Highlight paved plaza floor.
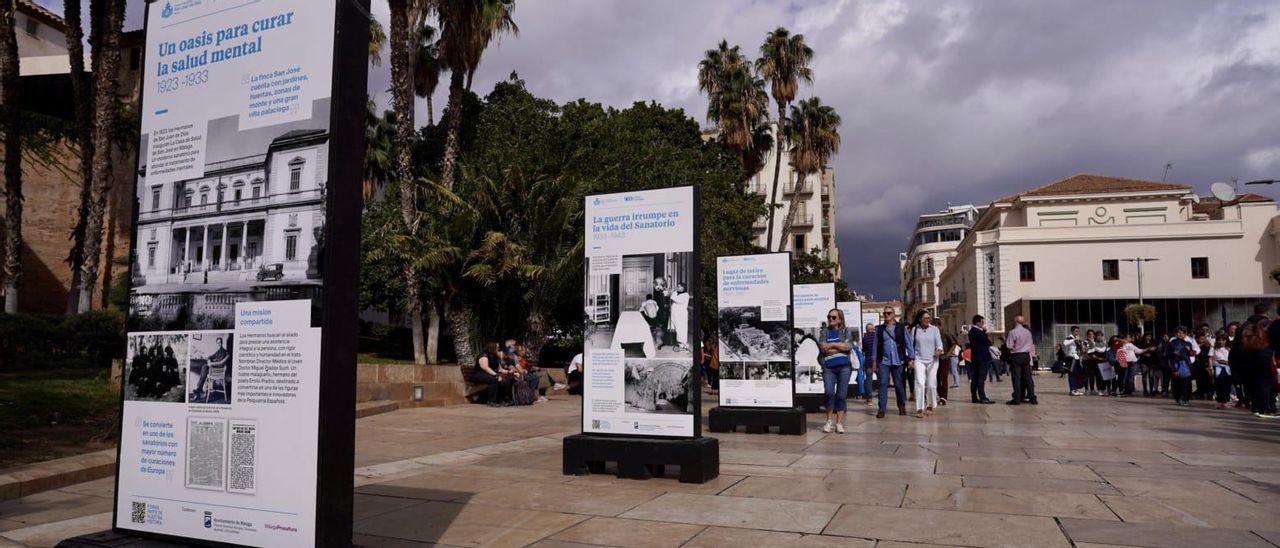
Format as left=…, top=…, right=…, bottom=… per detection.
left=3, top=374, right=1280, bottom=547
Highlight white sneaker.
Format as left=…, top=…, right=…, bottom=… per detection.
left=552, top=383, right=567, bottom=391
left=836, top=423, right=846, bottom=434
left=536, top=396, right=548, bottom=403
left=822, top=421, right=834, bottom=433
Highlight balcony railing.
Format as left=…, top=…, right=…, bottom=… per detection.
left=783, top=182, right=814, bottom=196
left=790, top=214, right=814, bottom=228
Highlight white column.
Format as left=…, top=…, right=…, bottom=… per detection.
left=201, top=226, right=209, bottom=270
left=221, top=222, right=229, bottom=270
left=182, top=227, right=192, bottom=269
left=240, top=221, right=249, bottom=270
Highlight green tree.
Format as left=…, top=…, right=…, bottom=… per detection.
left=756, top=27, right=813, bottom=252
left=792, top=248, right=854, bottom=301
left=413, top=21, right=443, bottom=126
left=779, top=97, right=840, bottom=253
left=697, top=40, right=771, bottom=174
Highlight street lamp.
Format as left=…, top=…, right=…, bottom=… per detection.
left=1121, top=258, right=1159, bottom=334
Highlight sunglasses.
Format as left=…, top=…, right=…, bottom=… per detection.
left=827, top=315, right=840, bottom=319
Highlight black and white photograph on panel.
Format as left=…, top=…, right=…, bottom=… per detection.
left=124, top=334, right=188, bottom=402
left=128, top=100, right=331, bottom=332
left=795, top=364, right=820, bottom=387
left=585, top=252, right=696, bottom=358
left=767, top=361, right=793, bottom=380
left=187, top=333, right=234, bottom=404
left=623, top=358, right=694, bottom=415
left=719, top=361, right=745, bottom=380
left=718, top=306, right=791, bottom=362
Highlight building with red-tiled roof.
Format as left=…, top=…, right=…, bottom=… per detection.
left=933, top=174, right=1279, bottom=358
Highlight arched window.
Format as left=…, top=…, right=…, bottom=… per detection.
left=233, top=180, right=245, bottom=203
left=251, top=177, right=264, bottom=200
left=288, top=158, right=305, bottom=191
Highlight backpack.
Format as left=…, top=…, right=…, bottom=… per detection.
left=1242, top=317, right=1272, bottom=352
left=511, top=376, right=537, bottom=406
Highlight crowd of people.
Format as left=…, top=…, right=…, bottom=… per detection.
left=470, top=339, right=567, bottom=407
left=1054, top=302, right=1279, bottom=417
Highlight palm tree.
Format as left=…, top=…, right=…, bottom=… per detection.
left=62, top=0, right=95, bottom=313
left=432, top=0, right=518, bottom=192
left=0, top=0, right=20, bottom=313
left=756, top=27, right=812, bottom=252
left=697, top=40, right=770, bottom=175
left=363, top=100, right=395, bottom=204
left=779, top=97, right=840, bottom=254
left=369, top=18, right=387, bottom=65
left=387, top=0, right=429, bottom=363
left=76, top=0, right=125, bottom=313
left=413, top=21, right=442, bottom=126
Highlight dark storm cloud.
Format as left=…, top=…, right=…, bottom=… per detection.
left=44, top=0, right=1280, bottom=299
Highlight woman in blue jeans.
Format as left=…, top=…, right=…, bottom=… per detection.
left=820, top=308, right=855, bottom=433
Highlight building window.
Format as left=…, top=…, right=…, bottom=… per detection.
left=1191, top=257, right=1209, bottom=279
left=285, top=233, right=299, bottom=261
left=234, top=189, right=242, bottom=203
left=1102, top=259, right=1119, bottom=281
left=200, top=193, right=208, bottom=206
left=184, top=190, right=193, bottom=209
left=289, top=158, right=304, bottom=191
left=147, top=245, right=156, bottom=268
left=793, top=234, right=806, bottom=252
left=1019, top=261, right=1035, bottom=282
left=24, top=18, right=38, bottom=36
left=151, top=187, right=161, bottom=211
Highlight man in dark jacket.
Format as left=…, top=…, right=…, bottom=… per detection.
left=1237, top=302, right=1279, bottom=418
left=873, top=307, right=914, bottom=418
left=968, top=315, right=996, bottom=404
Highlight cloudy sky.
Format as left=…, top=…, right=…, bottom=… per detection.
left=37, top=0, right=1280, bottom=299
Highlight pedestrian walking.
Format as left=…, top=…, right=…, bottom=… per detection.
left=874, top=306, right=914, bottom=419
left=1006, top=315, right=1038, bottom=405
left=820, top=308, right=855, bottom=433
left=1235, top=303, right=1278, bottom=418
left=911, top=311, right=944, bottom=417
left=1064, top=326, right=1084, bottom=396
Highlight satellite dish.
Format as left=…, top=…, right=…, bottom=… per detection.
left=1211, top=182, right=1238, bottom=202
left=1189, top=194, right=1200, bottom=204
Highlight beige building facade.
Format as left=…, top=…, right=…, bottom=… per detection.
left=899, top=204, right=979, bottom=322
left=935, top=174, right=1280, bottom=357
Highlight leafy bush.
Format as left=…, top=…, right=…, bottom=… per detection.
left=0, top=311, right=126, bottom=370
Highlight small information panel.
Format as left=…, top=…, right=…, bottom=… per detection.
left=583, top=186, right=700, bottom=438
left=792, top=283, right=836, bottom=395
left=837, top=300, right=864, bottom=384
left=112, top=0, right=363, bottom=546
left=716, top=253, right=793, bottom=407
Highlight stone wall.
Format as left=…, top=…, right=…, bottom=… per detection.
left=356, top=362, right=470, bottom=408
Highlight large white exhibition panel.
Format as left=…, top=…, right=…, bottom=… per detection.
left=716, top=253, right=793, bottom=407
left=793, top=283, right=836, bottom=395
left=115, top=2, right=335, bottom=546
left=583, top=187, right=697, bottom=437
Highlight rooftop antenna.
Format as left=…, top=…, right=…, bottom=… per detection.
left=1162, top=163, right=1172, bottom=182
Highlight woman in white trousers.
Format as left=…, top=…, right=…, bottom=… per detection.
left=911, top=311, right=945, bottom=417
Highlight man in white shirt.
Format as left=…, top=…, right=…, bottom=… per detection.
left=566, top=353, right=583, bottom=395
left=1064, top=326, right=1084, bottom=396
left=911, top=311, right=945, bottom=417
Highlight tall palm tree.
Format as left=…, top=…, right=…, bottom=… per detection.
left=77, top=0, right=125, bottom=313
left=363, top=100, right=395, bottom=205
left=412, top=21, right=442, bottom=126
left=387, top=0, right=428, bottom=363
left=63, top=0, right=94, bottom=313
left=369, top=19, right=387, bottom=65
left=0, top=0, right=20, bottom=313
left=779, top=97, right=840, bottom=254
left=756, top=27, right=813, bottom=252
left=432, top=0, right=518, bottom=192
left=697, top=40, right=770, bottom=175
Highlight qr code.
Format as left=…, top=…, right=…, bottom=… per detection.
left=131, top=502, right=146, bottom=524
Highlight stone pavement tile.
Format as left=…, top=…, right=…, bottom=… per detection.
left=0, top=511, right=112, bottom=547
left=721, top=475, right=907, bottom=507
left=791, top=454, right=936, bottom=473
left=953, top=434, right=1049, bottom=447
left=935, top=460, right=1099, bottom=481
left=1105, top=477, right=1253, bottom=502
left=467, top=482, right=659, bottom=517
left=1215, top=479, right=1280, bottom=503
left=526, top=541, right=603, bottom=548
left=620, top=493, right=839, bottom=534
left=823, top=504, right=1071, bottom=548
left=875, top=542, right=978, bottom=548
left=548, top=516, right=703, bottom=548
left=891, top=446, right=962, bottom=460
left=1086, top=462, right=1242, bottom=482
left=352, top=493, right=427, bottom=521
left=443, top=464, right=576, bottom=484
left=1255, top=530, right=1280, bottom=546
left=0, top=520, right=21, bottom=534
left=1164, top=439, right=1280, bottom=454
left=1234, top=470, right=1280, bottom=484
left=356, top=472, right=508, bottom=502
left=54, top=478, right=114, bottom=500
left=1023, top=448, right=1180, bottom=464
left=563, top=474, right=744, bottom=495
left=1164, top=452, right=1280, bottom=469
left=718, top=464, right=829, bottom=478
left=353, top=500, right=587, bottom=548
left=960, top=475, right=1119, bottom=495
left=799, top=443, right=901, bottom=458
left=789, top=534, right=875, bottom=547
left=825, top=470, right=963, bottom=487
left=1099, top=495, right=1273, bottom=531
left=902, top=485, right=1117, bottom=520
left=681, top=526, right=800, bottom=547
left=720, top=449, right=802, bottom=467
left=1059, top=518, right=1274, bottom=548
left=1040, top=437, right=1179, bottom=451
left=351, top=533, right=448, bottom=547
left=956, top=456, right=1058, bottom=465
left=0, top=489, right=113, bottom=528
